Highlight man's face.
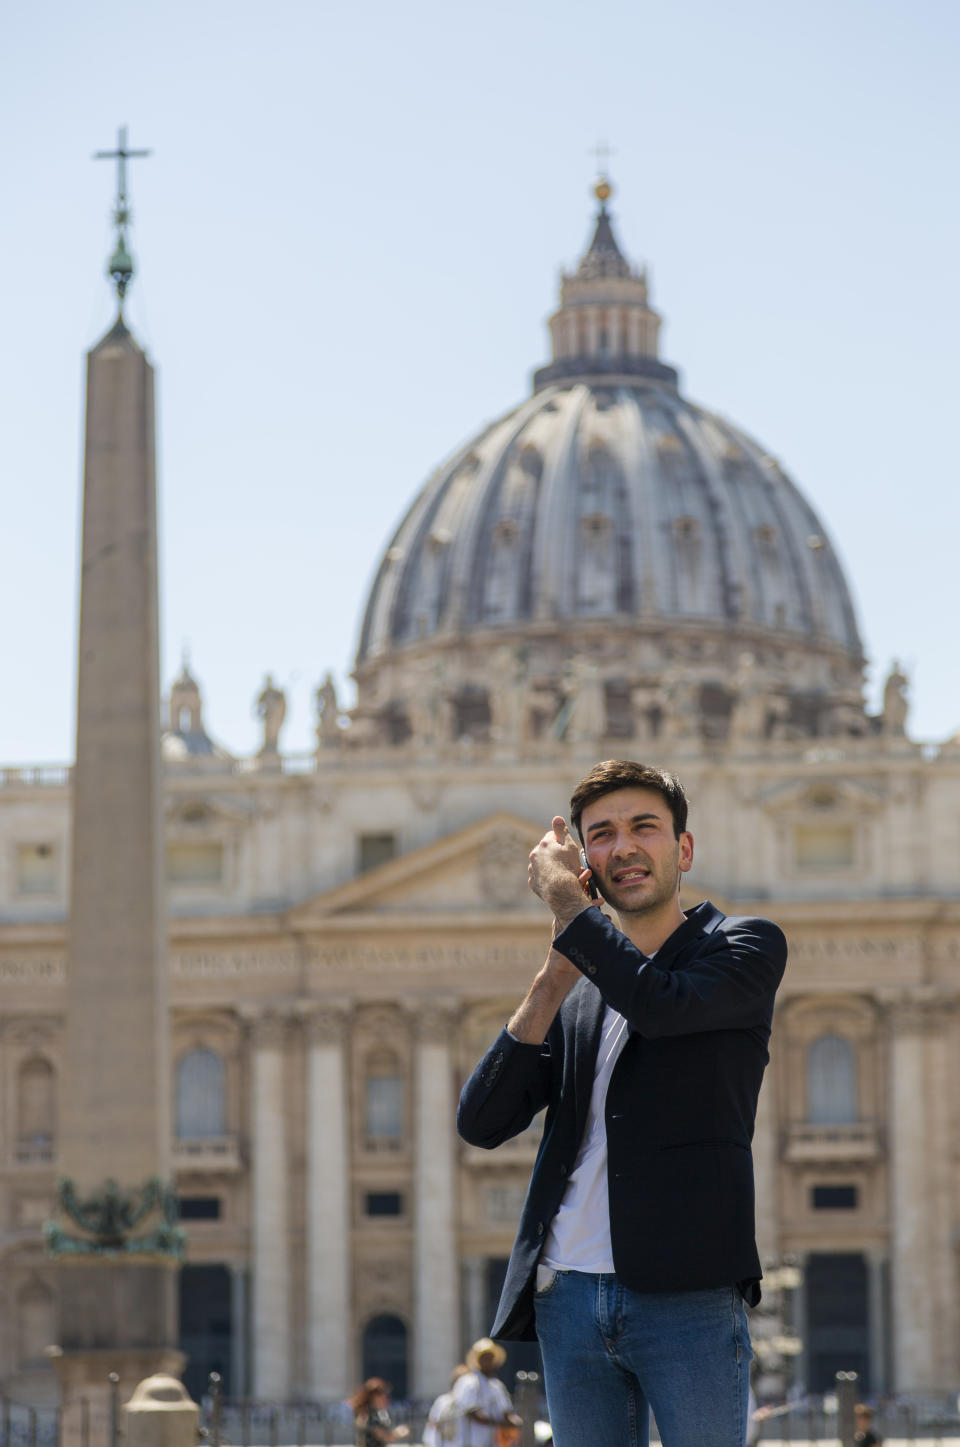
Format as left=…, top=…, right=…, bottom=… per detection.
left=477, top=1351, right=498, bottom=1377
left=580, top=786, right=693, bottom=917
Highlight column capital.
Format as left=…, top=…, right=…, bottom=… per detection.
left=243, top=1009, right=290, bottom=1049
left=300, top=998, right=353, bottom=1045
left=407, top=995, right=460, bottom=1042
left=878, top=986, right=957, bottom=1035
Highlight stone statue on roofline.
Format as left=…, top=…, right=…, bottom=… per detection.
left=562, top=654, right=606, bottom=745
left=658, top=664, right=700, bottom=741
left=487, top=645, right=527, bottom=748
left=255, top=674, right=287, bottom=756
left=315, top=672, right=342, bottom=748
left=881, top=660, right=909, bottom=737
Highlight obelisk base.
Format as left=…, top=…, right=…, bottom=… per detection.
left=54, top=1263, right=183, bottom=1447
left=54, top=1349, right=187, bottom=1447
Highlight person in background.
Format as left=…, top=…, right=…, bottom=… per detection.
left=854, top=1404, right=882, bottom=1447
left=349, top=1379, right=410, bottom=1447
left=423, top=1364, right=469, bottom=1446
left=451, top=1340, right=522, bottom=1447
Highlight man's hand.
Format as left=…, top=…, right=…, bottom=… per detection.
left=529, top=816, right=591, bottom=924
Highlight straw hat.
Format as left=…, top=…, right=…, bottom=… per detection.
left=466, top=1337, right=507, bottom=1370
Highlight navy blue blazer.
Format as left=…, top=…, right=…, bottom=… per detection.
left=457, top=901, right=787, bottom=1341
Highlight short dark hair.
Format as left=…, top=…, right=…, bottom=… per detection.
left=570, top=760, right=689, bottom=841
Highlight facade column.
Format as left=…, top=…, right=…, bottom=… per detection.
left=304, top=1001, right=353, bottom=1399
left=230, top=1263, right=249, bottom=1398
left=462, top=1255, right=486, bottom=1348
left=866, top=1251, right=888, bottom=1395
left=412, top=1001, right=460, bottom=1396
left=250, top=1012, right=291, bottom=1399
left=586, top=307, right=600, bottom=354
left=887, top=996, right=956, bottom=1390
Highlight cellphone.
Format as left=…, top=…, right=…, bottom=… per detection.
left=579, top=848, right=600, bottom=900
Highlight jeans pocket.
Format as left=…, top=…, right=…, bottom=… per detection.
left=535, top=1265, right=559, bottom=1296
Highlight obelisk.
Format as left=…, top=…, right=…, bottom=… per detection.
left=49, top=129, right=184, bottom=1446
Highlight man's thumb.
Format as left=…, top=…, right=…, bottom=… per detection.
left=552, top=815, right=570, bottom=842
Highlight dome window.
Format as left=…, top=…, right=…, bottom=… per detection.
left=755, top=523, right=777, bottom=547
left=807, top=534, right=826, bottom=552
left=672, top=516, right=699, bottom=542
left=657, top=432, right=683, bottom=455
left=518, top=446, right=543, bottom=479
left=493, top=518, right=520, bottom=544
left=581, top=513, right=611, bottom=538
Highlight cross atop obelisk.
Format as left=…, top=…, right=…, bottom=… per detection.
left=94, top=125, right=151, bottom=306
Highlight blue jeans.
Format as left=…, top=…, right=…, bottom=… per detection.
left=534, top=1270, right=752, bottom=1447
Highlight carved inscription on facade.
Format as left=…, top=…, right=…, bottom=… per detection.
left=787, top=936, right=923, bottom=966
left=172, top=950, right=300, bottom=979
left=0, top=958, right=65, bottom=983
left=308, top=943, right=540, bottom=973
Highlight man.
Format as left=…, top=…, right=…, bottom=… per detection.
left=457, top=760, right=787, bottom=1447
left=450, top=1339, right=521, bottom=1447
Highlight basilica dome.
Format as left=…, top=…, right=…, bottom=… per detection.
left=351, top=183, right=866, bottom=752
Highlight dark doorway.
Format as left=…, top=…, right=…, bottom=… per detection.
left=485, top=1259, right=542, bottom=1391
left=362, top=1314, right=409, bottom=1399
left=179, top=1265, right=232, bottom=1401
left=805, top=1253, right=870, bottom=1392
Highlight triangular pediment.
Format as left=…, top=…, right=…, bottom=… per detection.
left=290, top=812, right=548, bottom=920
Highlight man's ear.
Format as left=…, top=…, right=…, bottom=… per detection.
left=678, top=831, right=694, bottom=873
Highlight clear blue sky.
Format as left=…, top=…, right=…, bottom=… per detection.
left=2, top=0, right=958, bottom=761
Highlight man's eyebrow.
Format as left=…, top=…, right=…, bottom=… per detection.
left=585, top=812, right=661, bottom=836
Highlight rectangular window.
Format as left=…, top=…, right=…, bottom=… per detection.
left=365, top=1076, right=404, bottom=1141
left=358, top=833, right=397, bottom=873
left=16, top=844, right=58, bottom=896
left=179, top=1196, right=222, bottom=1220
left=365, top=1192, right=404, bottom=1217
left=166, top=842, right=224, bottom=885
left=794, top=823, right=855, bottom=870
left=812, top=1184, right=858, bottom=1210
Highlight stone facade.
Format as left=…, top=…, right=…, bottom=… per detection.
left=1, top=178, right=959, bottom=1407
left=1, top=734, right=959, bottom=1401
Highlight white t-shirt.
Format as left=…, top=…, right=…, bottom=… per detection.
left=540, top=1001, right=632, bottom=1272
left=423, top=1389, right=462, bottom=1447
left=450, top=1371, right=513, bottom=1447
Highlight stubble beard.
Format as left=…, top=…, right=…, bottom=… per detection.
left=597, top=848, right=680, bottom=918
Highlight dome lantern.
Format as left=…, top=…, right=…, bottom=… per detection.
left=533, top=176, right=678, bottom=391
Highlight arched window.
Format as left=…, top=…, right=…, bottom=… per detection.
left=807, top=1034, right=857, bottom=1125
left=176, top=1048, right=226, bottom=1139
left=362, top=1314, right=408, bottom=1399
left=364, top=1050, right=404, bottom=1147
left=18, top=1279, right=54, bottom=1367
left=17, top=1057, right=56, bottom=1147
